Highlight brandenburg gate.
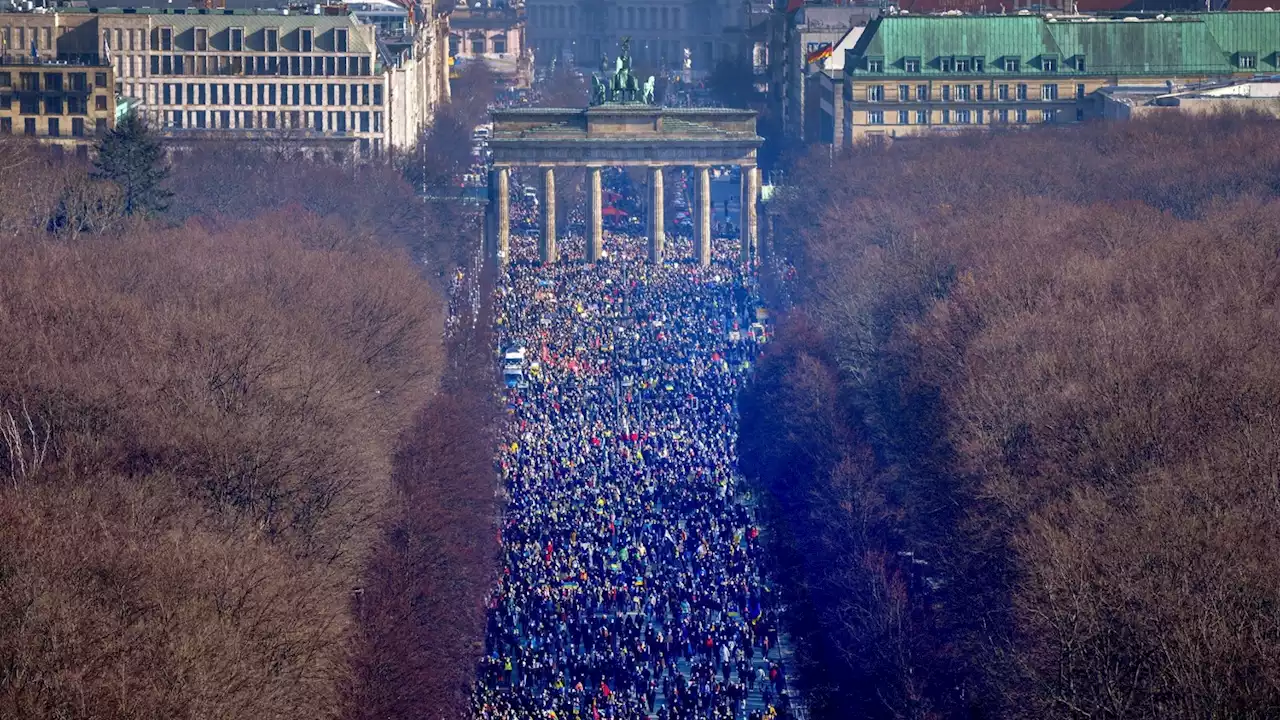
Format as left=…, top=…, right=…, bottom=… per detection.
left=486, top=40, right=764, bottom=267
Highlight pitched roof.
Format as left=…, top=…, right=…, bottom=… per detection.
left=846, top=13, right=1279, bottom=77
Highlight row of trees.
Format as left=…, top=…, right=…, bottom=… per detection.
left=742, top=113, right=1280, bottom=719
left=0, top=99, right=501, bottom=718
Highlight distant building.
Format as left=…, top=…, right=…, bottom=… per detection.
left=0, top=57, right=116, bottom=151
left=524, top=0, right=751, bottom=73
left=780, top=4, right=875, bottom=143
left=1099, top=77, right=1280, bottom=119
left=841, top=12, right=1280, bottom=144
left=0, top=5, right=451, bottom=156
left=449, top=0, right=532, bottom=87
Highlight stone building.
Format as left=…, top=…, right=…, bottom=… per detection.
left=449, top=0, right=533, bottom=87
left=840, top=12, right=1280, bottom=144
left=0, top=56, right=117, bottom=150
left=524, top=0, right=753, bottom=73
left=0, top=4, right=451, bottom=155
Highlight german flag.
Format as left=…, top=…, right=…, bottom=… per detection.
left=806, top=43, right=833, bottom=65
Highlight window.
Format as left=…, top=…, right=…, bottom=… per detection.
left=915, top=110, right=928, bottom=124
left=493, top=36, right=507, bottom=54
left=1042, top=84, right=1058, bottom=100
left=1043, top=57, right=1057, bottom=72
left=941, top=109, right=950, bottom=124
left=335, top=28, right=348, bottom=52
left=868, top=110, right=884, bottom=124
left=20, top=98, right=38, bottom=114
left=45, top=96, right=62, bottom=114
left=1238, top=53, right=1257, bottom=70
left=976, top=85, right=984, bottom=101
left=1016, top=83, right=1028, bottom=100
left=68, top=96, right=82, bottom=114
left=1004, top=57, right=1019, bottom=72
left=940, top=57, right=952, bottom=73
left=956, top=85, right=970, bottom=101
left=941, top=85, right=950, bottom=101
left=1016, top=108, right=1028, bottom=123
left=95, top=118, right=107, bottom=133
left=867, top=58, right=883, bottom=72
left=71, top=72, right=86, bottom=91
left=372, top=84, right=382, bottom=105
left=867, top=85, right=884, bottom=101
left=1043, top=108, right=1057, bottom=123
left=43, top=118, right=58, bottom=138
left=195, top=27, right=208, bottom=51
left=955, top=59, right=969, bottom=73
left=905, top=57, right=920, bottom=73
left=1074, top=56, right=1086, bottom=72
left=1076, top=108, right=1084, bottom=122
left=19, top=73, right=37, bottom=92
left=96, top=95, right=108, bottom=111
left=998, top=109, right=1009, bottom=123
left=956, top=109, right=971, bottom=124
left=898, top=110, right=909, bottom=124
left=0, top=118, right=9, bottom=134
left=0, top=94, right=8, bottom=110
left=266, top=28, right=279, bottom=52
left=898, top=84, right=910, bottom=102
left=1076, top=83, right=1086, bottom=99
left=45, top=72, right=62, bottom=92
left=0, top=72, right=9, bottom=86
left=230, top=27, right=244, bottom=52
left=159, top=27, right=173, bottom=51
left=973, top=57, right=984, bottom=73
left=977, top=109, right=985, bottom=123
left=24, top=118, right=35, bottom=136
left=301, top=28, right=314, bottom=53
left=916, top=84, right=928, bottom=101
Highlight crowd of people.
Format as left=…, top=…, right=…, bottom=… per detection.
left=472, top=181, right=797, bottom=720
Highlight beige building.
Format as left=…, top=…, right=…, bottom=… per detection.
left=449, top=1, right=533, bottom=87
left=0, top=5, right=450, bottom=156
left=0, top=57, right=116, bottom=151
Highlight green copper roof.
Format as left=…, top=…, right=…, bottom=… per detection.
left=847, top=13, right=1277, bottom=78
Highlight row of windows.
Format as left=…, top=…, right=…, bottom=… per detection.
left=863, top=82, right=1088, bottom=102
left=0, top=116, right=105, bottom=137
left=158, top=108, right=382, bottom=134
left=150, top=81, right=382, bottom=107
left=864, top=55, right=1088, bottom=74
left=530, top=5, right=683, bottom=32
left=0, top=94, right=109, bottom=114
left=863, top=107, right=1084, bottom=125
left=135, top=53, right=372, bottom=79
left=0, top=71, right=109, bottom=92
left=151, top=26, right=347, bottom=54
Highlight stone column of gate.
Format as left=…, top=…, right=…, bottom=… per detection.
left=649, top=166, right=665, bottom=264
left=697, top=166, right=712, bottom=267
left=496, top=166, right=511, bottom=266
left=588, top=166, right=604, bottom=263
left=739, top=164, right=759, bottom=267
left=540, top=166, right=557, bottom=264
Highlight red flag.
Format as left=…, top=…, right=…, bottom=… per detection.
left=786, top=0, right=804, bottom=11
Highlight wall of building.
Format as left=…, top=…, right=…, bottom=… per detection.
left=0, top=61, right=115, bottom=149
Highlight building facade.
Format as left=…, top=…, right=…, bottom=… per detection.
left=449, top=1, right=533, bottom=87
left=525, top=0, right=750, bottom=73
left=0, top=57, right=116, bottom=149
left=0, top=6, right=450, bottom=155
left=781, top=4, right=873, bottom=143
left=841, top=13, right=1280, bottom=143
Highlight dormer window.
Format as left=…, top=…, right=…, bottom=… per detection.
left=1237, top=52, right=1257, bottom=69
left=335, top=27, right=349, bottom=53
left=195, top=27, right=208, bottom=51
left=973, top=57, right=984, bottom=72
left=230, top=27, right=244, bottom=52
left=940, top=57, right=952, bottom=73
left=867, top=57, right=883, bottom=72
left=1074, top=56, right=1086, bottom=72
left=904, top=57, right=920, bottom=73
left=955, top=58, right=969, bottom=72
left=300, top=27, right=314, bottom=53
left=1042, top=56, right=1057, bottom=72
left=1004, top=57, right=1019, bottom=72
left=265, top=27, right=279, bottom=52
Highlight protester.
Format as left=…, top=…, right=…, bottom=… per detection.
left=473, top=178, right=792, bottom=720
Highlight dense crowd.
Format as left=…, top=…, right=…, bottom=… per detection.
left=472, top=199, right=795, bottom=720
